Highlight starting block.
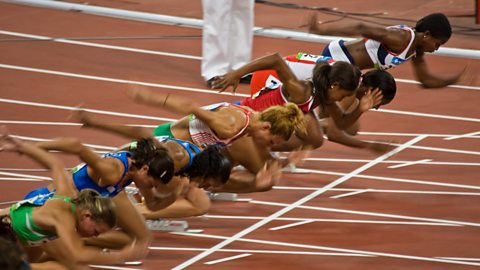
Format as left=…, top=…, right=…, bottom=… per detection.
left=146, top=219, right=203, bottom=233
left=207, top=192, right=251, bottom=202
left=281, top=164, right=311, bottom=174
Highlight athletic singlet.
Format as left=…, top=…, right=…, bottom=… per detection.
left=250, top=53, right=334, bottom=95
left=245, top=53, right=333, bottom=113
left=241, top=83, right=315, bottom=114
left=189, top=102, right=252, bottom=147
left=322, top=25, right=416, bottom=70
left=70, top=151, right=133, bottom=197
left=9, top=193, right=75, bottom=247
left=154, top=136, right=201, bottom=174
left=364, top=25, right=416, bottom=70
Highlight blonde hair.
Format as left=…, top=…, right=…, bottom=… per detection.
left=259, top=103, right=306, bottom=140
left=72, top=189, right=117, bottom=228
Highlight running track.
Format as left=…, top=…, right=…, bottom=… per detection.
left=0, top=1, right=479, bottom=269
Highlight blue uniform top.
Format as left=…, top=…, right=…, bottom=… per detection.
left=24, top=151, right=133, bottom=199
left=70, top=151, right=133, bottom=197
left=154, top=136, right=201, bottom=175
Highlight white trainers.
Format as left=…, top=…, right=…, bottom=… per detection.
left=146, top=219, right=189, bottom=232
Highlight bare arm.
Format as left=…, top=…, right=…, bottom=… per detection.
left=0, top=130, right=75, bottom=197
left=412, top=55, right=465, bottom=88
left=73, top=109, right=154, bottom=141
left=36, top=137, right=123, bottom=185
left=308, top=13, right=409, bottom=53
left=326, top=89, right=382, bottom=129
left=42, top=205, right=137, bottom=265
left=212, top=53, right=309, bottom=102
left=129, top=86, right=241, bottom=140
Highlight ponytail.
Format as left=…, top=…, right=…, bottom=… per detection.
left=312, top=61, right=361, bottom=108
left=130, top=138, right=174, bottom=184
left=72, top=189, right=117, bottom=228
left=260, top=103, right=306, bottom=140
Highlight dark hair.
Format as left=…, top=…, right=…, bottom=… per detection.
left=0, top=217, right=17, bottom=243
left=0, top=237, right=29, bottom=270
left=415, top=13, right=451, bottom=41
left=361, top=70, right=396, bottom=102
left=130, top=138, right=174, bottom=184
left=312, top=61, right=362, bottom=107
left=180, top=145, right=232, bottom=185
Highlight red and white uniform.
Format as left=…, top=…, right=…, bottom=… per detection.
left=241, top=53, right=333, bottom=113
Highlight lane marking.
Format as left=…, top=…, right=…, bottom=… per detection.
left=304, top=157, right=480, bottom=167
left=204, top=253, right=252, bottom=265
left=359, top=131, right=480, bottom=138
left=444, top=131, right=480, bottom=141
left=1, top=63, right=480, bottom=123
left=274, top=186, right=480, bottom=196
left=203, top=214, right=457, bottom=227
left=172, top=136, right=425, bottom=269
left=298, top=168, right=480, bottom=190
left=437, top=257, right=480, bottom=262
left=269, top=220, right=315, bottom=231
left=1, top=30, right=478, bottom=90
left=250, top=200, right=480, bottom=227
left=330, top=189, right=371, bottom=199
left=0, top=171, right=51, bottom=180
left=0, top=97, right=176, bottom=121
left=0, top=30, right=202, bottom=60
left=172, top=232, right=480, bottom=266
left=388, top=159, right=433, bottom=169
left=0, top=120, right=157, bottom=128
left=149, top=246, right=372, bottom=257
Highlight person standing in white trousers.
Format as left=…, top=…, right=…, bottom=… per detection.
left=201, top=0, right=254, bottom=84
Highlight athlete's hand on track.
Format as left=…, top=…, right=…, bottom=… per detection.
left=256, top=159, right=282, bottom=187
left=0, top=126, right=22, bottom=153
left=211, top=73, right=241, bottom=94
left=366, top=141, right=396, bottom=154
left=359, top=88, right=383, bottom=112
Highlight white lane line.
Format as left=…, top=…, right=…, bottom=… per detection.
left=298, top=168, right=480, bottom=191
left=0, top=97, right=176, bottom=121
left=88, top=265, right=139, bottom=270
left=0, top=120, right=158, bottom=128
left=1, top=30, right=478, bottom=90
left=149, top=246, right=372, bottom=257
left=2, top=63, right=480, bottom=123
left=203, top=214, right=457, bottom=227
left=172, top=136, right=426, bottom=269
left=377, top=108, right=480, bottom=123
left=0, top=171, right=51, bottom=180
left=381, top=141, right=480, bottom=156
left=269, top=220, right=315, bottom=231
left=251, top=200, right=480, bottom=227
left=204, top=253, right=252, bottom=265
left=12, top=135, right=117, bottom=150
left=172, top=232, right=480, bottom=267
left=0, top=177, right=43, bottom=182
left=360, top=131, right=480, bottom=138
left=0, top=30, right=202, bottom=60
left=304, top=157, right=480, bottom=167
left=388, top=159, right=432, bottom=169
left=0, top=64, right=246, bottom=97
left=0, top=168, right=48, bottom=171
left=0, top=200, right=20, bottom=205
left=274, top=186, right=480, bottom=196
left=437, top=257, right=480, bottom=262
left=330, top=189, right=371, bottom=199
left=444, top=131, right=480, bottom=141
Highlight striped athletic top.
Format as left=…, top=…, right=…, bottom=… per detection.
left=189, top=102, right=252, bottom=147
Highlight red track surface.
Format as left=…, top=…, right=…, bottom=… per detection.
left=1, top=1, right=479, bottom=269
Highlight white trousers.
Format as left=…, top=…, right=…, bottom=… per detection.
left=201, top=0, right=254, bottom=80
